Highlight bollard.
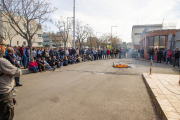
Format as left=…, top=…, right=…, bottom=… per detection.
left=150, top=57, right=152, bottom=75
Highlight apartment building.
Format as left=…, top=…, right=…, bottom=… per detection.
left=0, top=11, right=43, bottom=47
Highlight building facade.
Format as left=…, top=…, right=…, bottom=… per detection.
left=0, top=11, right=43, bottom=47
left=132, top=24, right=162, bottom=49
left=140, top=29, right=180, bottom=60
left=42, top=32, right=73, bottom=48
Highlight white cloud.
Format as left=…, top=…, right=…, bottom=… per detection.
left=45, top=0, right=180, bottom=42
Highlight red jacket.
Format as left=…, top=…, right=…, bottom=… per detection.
left=166, top=51, right=172, bottom=58
left=107, top=49, right=110, bottom=54
left=28, top=61, right=38, bottom=69
left=19, top=47, right=24, bottom=55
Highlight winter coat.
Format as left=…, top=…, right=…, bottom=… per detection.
left=166, top=51, right=172, bottom=58
left=6, top=54, right=15, bottom=65
left=28, top=61, right=38, bottom=69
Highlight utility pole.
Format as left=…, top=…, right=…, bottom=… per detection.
left=73, top=0, right=75, bottom=48
left=67, top=17, right=73, bottom=48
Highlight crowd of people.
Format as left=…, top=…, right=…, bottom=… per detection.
left=134, top=47, right=180, bottom=70
left=4, top=45, right=130, bottom=73
left=3, top=44, right=180, bottom=96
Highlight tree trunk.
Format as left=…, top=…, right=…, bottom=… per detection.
left=10, top=40, right=11, bottom=46
left=64, top=42, right=66, bottom=58
left=80, top=43, right=82, bottom=49
left=28, top=40, right=32, bottom=59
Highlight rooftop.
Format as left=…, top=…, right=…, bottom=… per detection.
left=132, top=24, right=162, bottom=28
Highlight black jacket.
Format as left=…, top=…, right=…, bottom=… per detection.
left=173, top=51, right=179, bottom=59
left=47, top=59, right=55, bottom=66
left=36, top=60, right=44, bottom=66
left=149, top=49, right=154, bottom=55
left=157, top=50, right=163, bottom=56
left=71, top=49, right=76, bottom=54
left=6, top=54, right=15, bottom=65
left=52, top=58, right=59, bottom=63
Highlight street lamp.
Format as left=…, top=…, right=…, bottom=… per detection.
left=111, top=26, right=117, bottom=49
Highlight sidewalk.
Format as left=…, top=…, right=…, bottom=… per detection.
left=143, top=73, right=180, bottom=120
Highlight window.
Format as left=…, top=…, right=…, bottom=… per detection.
left=159, top=36, right=165, bottom=48
left=29, top=24, right=31, bottom=30
left=23, top=41, right=26, bottom=46
left=17, top=41, right=19, bottom=45
left=148, top=37, right=153, bottom=48
left=38, top=34, right=42, bottom=38
left=154, top=36, right=159, bottom=49
left=23, top=23, right=26, bottom=30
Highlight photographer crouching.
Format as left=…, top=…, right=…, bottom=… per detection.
left=0, top=37, right=21, bottom=120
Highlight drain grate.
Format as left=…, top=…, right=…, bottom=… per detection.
left=66, top=70, right=140, bottom=75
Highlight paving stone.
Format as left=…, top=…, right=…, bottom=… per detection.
left=143, top=73, right=180, bottom=120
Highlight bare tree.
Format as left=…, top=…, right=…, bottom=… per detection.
left=86, top=27, right=95, bottom=48
left=48, top=32, right=62, bottom=47
left=112, top=36, right=123, bottom=48
left=1, top=0, right=57, bottom=58
left=55, top=17, right=72, bottom=57
left=99, top=33, right=111, bottom=48
left=73, top=20, right=90, bottom=49
left=2, top=22, right=17, bottom=45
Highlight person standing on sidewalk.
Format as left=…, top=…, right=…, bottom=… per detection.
left=118, top=48, right=122, bottom=58
left=103, top=48, right=107, bottom=59
left=107, top=49, right=110, bottom=59
left=0, top=37, right=21, bottom=120
left=172, top=47, right=179, bottom=68
left=156, top=49, right=163, bottom=63
left=149, top=48, right=154, bottom=60
left=18, top=45, right=24, bottom=66
left=166, top=49, right=172, bottom=64
left=23, top=46, right=30, bottom=69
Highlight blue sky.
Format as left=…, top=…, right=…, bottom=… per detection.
left=45, top=0, right=180, bottom=43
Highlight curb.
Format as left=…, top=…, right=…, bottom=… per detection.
left=142, top=74, right=168, bottom=120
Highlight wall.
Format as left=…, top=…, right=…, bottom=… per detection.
left=140, top=29, right=180, bottom=60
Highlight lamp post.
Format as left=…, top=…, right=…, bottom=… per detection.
left=73, top=0, right=75, bottom=48
left=67, top=17, right=73, bottom=48
left=111, top=26, right=117, bottom=49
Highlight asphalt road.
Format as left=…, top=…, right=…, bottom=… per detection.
left=14, top=58, right=179, bottom=120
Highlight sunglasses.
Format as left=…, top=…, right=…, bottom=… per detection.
left=0, top=44, right=7, bottom=46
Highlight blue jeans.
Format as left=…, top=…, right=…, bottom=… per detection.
left=56, top=55, right=59, bottom=59
left=91, top=54, right=93, bottom=60
left=60, top=55, right=64, bottom=58
left=20, top=55, right=23, bottom=65
left=103, top=53, right=106, bottom=59
left=23, top=56, right=27, bottom=67
left=100, top=54, right=102, bottom=59
left=45, top=66, right=54, bottom=70
left=26, top=57, right=30, bottom=66
left=149, top=55, right=153, bottom=60
left=29, top=66, right=38, bottom=72
left=167, top=58, right=171, bottom=64
left=119, top=53, right=121, bottom=58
